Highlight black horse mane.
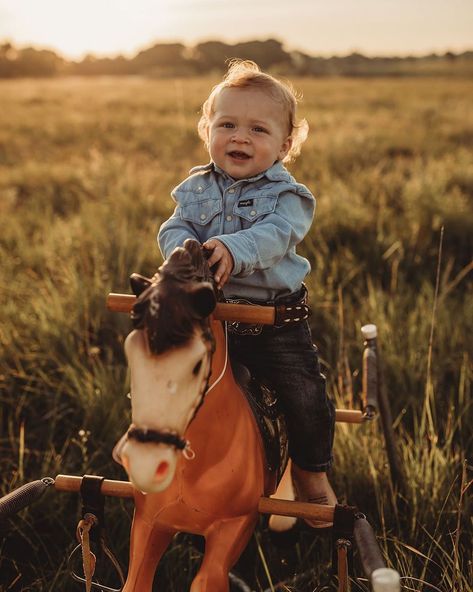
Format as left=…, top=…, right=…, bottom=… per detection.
left=130, top=240, right=216, bottom=355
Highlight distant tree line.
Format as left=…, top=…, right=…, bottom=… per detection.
left=0, top=38, right=471, bottom=78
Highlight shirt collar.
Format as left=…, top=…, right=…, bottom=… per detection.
left=190, top=161, right=291, bottom=183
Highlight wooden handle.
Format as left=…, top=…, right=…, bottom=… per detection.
left=54, top=474, right=134, bottom=498
left=54, top=475, right=334, bottom=520
left=258, top=497, right=335, bottom=522
left=335, top=409, right=364, bottom=423
left=106, top=293, right=136, bottom=313
left=54, top=475, right=334, bottom=521
left=106, top=293, right=276, bottom=325
left=215, top=302, right=275, bottom=324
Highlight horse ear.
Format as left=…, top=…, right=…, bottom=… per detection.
left=188, top=282, right=216, bottom=319
left=183, top=238, right=202, bottom=256
left=130, top=273, right=152, bottom=297
left=183, top=238, right=206, bottom=268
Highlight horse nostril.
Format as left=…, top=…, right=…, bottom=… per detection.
left=155, top=461, right=169, bottom=481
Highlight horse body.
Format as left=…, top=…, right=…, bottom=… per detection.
left=116, top=242, right=275, bottom=591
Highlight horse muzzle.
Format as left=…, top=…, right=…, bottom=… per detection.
left=113, top=426, right=188, bottom=493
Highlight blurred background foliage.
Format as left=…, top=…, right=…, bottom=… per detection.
left=0, top=38, right=473, bottom=78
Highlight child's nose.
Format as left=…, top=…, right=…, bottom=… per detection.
left=231, top=130, right=249, bottom=143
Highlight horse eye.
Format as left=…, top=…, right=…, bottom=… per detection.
left=192, top=360, right=203, bottom=376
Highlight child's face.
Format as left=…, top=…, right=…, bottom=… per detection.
left=207, top=87, right=292, bottom=180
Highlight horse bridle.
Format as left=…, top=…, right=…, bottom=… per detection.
left=125, top=327, right=215, bottom=457
left=126, top=426, right=188, bottom=451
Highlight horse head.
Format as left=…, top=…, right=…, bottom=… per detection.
left=114, top=239, right=217, bottom=492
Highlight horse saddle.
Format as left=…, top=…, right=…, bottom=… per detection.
left=231, top=359, right=289, bottom=484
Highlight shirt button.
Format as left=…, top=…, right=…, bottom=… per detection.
left=250, top=210, right=257, bottom=217
left=200, top=213, right=206, bottom=220
left=228, top=188, right=235, bottom=194
left=226, top=215, right=232, bottom=222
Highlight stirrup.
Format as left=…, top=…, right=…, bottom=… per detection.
left=68, top=537, right=125, bottom=592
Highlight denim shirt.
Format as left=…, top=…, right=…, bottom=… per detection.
left=158, top=161, right=315, bottom=301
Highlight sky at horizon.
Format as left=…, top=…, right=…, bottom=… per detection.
left=0, top=0, right=472, bottom=60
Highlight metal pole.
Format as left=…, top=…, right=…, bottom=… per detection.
left=0, top=478, right=54, bottom=522
left=353, top=516, right=401, bottom=592
left=361, top=325, right=406, bottom=494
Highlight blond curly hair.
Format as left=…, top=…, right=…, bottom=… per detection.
left=197, top=59, right=308, bottom=163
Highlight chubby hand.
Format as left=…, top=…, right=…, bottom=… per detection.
left=203, top=239, right=234, bottom=289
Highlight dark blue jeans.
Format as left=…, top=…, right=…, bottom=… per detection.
left=228, top=314, right=335, bottom=472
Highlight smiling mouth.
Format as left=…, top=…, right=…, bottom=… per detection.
left=228, top=151, right=251, bottom=160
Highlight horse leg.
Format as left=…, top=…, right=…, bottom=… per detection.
left=190, top=513, right=258, bottom=592
left=269, top=459, right=297, bottom=531
left=122, top=516, right=174, bottom=592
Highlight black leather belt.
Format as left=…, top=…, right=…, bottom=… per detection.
left=274, top=284, right=310, bottom=327
left=227, top=285, right=311, bottom=336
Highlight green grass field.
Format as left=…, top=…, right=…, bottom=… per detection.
left=0, top=75, right=472, bottom=591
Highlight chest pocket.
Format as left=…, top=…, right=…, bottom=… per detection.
left=233, top=193, right=278, bottom=222
left=179, top=195, right=222, bottom=226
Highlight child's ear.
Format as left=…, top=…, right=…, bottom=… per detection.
left=279, top=136, right=293, bottom=160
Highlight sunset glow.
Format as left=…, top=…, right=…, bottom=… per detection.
left=1, top=0, right=472, bottom=59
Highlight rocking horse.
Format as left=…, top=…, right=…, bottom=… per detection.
left=113, top=238, right=292, bottom=592
left=0, top=237, right=402, bottom=591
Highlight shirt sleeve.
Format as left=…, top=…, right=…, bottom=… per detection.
left=212, top=189, right=315, bottom=277
left=157, top=206, right=201, bottom=260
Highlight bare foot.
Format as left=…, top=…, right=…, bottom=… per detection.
left=291, top=464, right=337, bottom=528
left=269, top=460, right=298, bottom=532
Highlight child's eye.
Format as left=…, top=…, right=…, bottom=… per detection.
left=253, top=126, right=268, bottom=133
left=222, top=122, right=234, bottom=128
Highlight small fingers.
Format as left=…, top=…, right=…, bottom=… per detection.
left=206, top=249, right=222, bottom=268
left=218, top=270, right=231, bottom=288
left=203, top=239, right=218, bottom=250
left=203, top=240, right=219, bottom=266
left=214, top=260, right=229, bottom=288
left=215, top=255, right=234, bottom=288
left=202, top=240, right=233, bottom=288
